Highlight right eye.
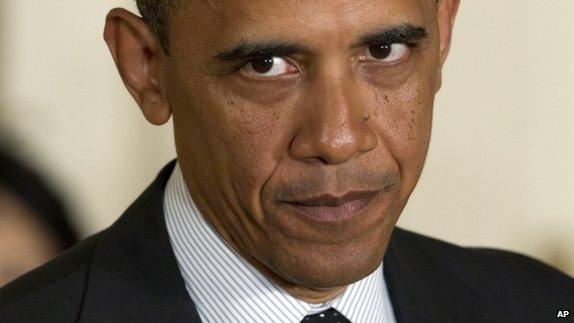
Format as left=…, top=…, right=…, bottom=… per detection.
left=360, top=43, right=411, bottom=66
left=240, top=56, right=298, bottom=79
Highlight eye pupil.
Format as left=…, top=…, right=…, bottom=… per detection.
left=251, top=57, right=275, bottom=73
left=369, top=44, right=392, bottom=59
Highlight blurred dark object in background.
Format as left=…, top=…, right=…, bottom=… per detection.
left=0, top=146, right=79, bottom=287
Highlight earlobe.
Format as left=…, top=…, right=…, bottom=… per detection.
left=103, top=8, right=171, bottom=125
left=434, top=70, right=443, bottom=93
left=141, top=89, right=172, bottom=125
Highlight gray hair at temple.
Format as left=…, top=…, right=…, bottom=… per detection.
left=135, top=0, right=441, bottom=55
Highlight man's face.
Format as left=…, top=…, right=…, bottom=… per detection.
left=165, top=0, right=443, bottom=289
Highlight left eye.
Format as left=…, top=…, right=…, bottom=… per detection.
left=241, top=56, right=296, bottom=78
left=361, top=43, right=410, bottom=64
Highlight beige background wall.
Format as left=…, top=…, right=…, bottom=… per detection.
left=1, top=1, right=573, bottom=276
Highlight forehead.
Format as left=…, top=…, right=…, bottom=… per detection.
left=197, top=0, right=428, bottom=21
left=171, top=0, right=434, bottom=51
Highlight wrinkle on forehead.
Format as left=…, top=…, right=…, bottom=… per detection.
left=195, top=0, right=434, bottom=16
left=199, top=0, right=224, bottom=12
left=193, top=0, right=427, bottom=18
left=170, top=0, right=436, bottom=61
left=195, top=0, right=429, bottom=33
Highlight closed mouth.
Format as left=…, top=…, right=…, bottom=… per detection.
left=281, top=190, right=380, bottom=222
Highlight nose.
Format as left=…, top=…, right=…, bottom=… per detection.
left=289, top=70, right=378, bottom=165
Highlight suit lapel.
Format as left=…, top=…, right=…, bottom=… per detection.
left=79, top=161, right=202, bottom=322
left=383, top=228, right=486, bottom=322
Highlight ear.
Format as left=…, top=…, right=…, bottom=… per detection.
left=435, top=0, right=460, bottom=92
left=103, top=8, right=171, bottom=125
left=437, top=0, right=460, bottom=65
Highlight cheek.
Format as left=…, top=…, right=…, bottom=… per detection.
left=168, top=59, right=300, bottom=219
left=180, top=85, right=298, bottom=213
left=371, top=77, right=434, bottom=189
left=387, top=85, right=433, bottom=150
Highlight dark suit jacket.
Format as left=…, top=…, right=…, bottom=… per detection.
left=1, top=161, right=573, bottom=322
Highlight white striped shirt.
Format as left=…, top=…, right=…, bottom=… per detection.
left=164, top=164, right=396, bottom=323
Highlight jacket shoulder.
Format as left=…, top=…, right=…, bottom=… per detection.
left=393, top=228, right=574, bottom=316
left=0, top=232, right=103, bottom=322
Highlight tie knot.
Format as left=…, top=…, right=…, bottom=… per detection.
left=301, top=308, right=351, bottom=323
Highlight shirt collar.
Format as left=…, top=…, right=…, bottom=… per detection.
left=164, top=163, right=396, bottom=323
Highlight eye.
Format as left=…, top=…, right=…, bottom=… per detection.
left=360, top=43, right=410, bottom=64
left=240, top=56, right=297, bottom=79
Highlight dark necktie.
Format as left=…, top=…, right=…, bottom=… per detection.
left=301, top=308, right=352, bottom=323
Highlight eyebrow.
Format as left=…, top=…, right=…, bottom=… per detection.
left=358, top=23, right=428, bottom=47
left=215, top=42, right=308, bottom=62
left=213, top=23, right=428, bottom=63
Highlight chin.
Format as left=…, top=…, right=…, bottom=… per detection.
left=265, top=230, right=391, bottom=289
left=256, top=189, right=403, bottom=289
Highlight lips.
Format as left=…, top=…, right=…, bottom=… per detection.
left=282, top=190, right=379, bottom=222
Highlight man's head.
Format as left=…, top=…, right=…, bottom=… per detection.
left=104, top=0, right=459, bottom=300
